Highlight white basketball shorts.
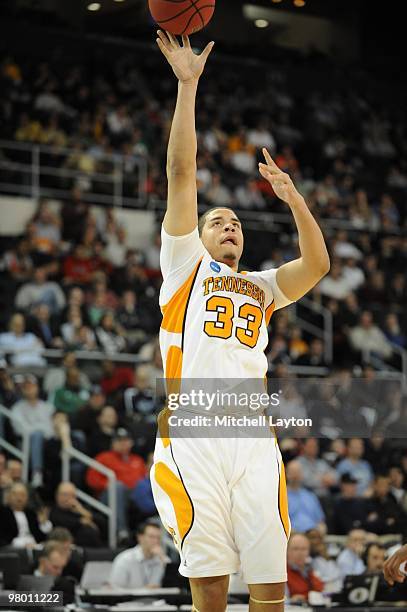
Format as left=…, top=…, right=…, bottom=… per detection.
left=151, top=408, right=290, bottom=584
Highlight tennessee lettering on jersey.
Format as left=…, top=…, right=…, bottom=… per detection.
left=159, top=226, right=293, bottom=384
left=202, top=276, right=265, bottom=309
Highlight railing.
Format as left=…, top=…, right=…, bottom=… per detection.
left=293, top=297, right=333, bottom=364
left=1, top=138, right=405, bottom=234
left=0, top=405, right=30, bottom=482
left=362, top=343, right=407, bottom=392
left=62, top=446, right=117, bottom=549
left=0, top=347, right=143, bottom=365
left=0, top=139, right=148, bottom=208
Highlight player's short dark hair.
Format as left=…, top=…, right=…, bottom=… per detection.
left=198, top=206, right=236, bottom=236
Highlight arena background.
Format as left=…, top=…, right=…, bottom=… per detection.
left=0, top=0, right=406, bottom=608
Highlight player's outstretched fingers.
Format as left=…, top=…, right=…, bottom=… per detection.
left=259, top=162, right=280, bottom=176
left=156, top=38, right=171, bottom=60
left=262, top=147, right=281, bottom=172
left=167, top=31, right=180, bottom=48
left=182, top=35, right=191, bottom=48
left=157, top=30, right=173, bottom=50
left=200, top=41, right=215, bottom=63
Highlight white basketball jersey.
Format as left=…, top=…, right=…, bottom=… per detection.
left=159, top=226, right=292, bottom=384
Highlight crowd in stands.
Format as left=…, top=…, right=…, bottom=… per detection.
left=0, top=33, right=406, bottom=603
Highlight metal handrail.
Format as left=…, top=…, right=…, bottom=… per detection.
left=0, top=347, right=143, bottom=364
left=301, top=296, right=333, bottom=363
left=0, top=405, right=30, bottom=481
left=0, top=139, right=148, bottom=207
left=62, top=446, right=117, bottom=548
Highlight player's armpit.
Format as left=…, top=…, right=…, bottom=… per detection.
left=163, top=168, right=198, bottom=236
left=276, top=257, right=325, bottom=302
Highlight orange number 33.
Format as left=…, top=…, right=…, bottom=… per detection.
left=204, top=296, right=263, bottom=348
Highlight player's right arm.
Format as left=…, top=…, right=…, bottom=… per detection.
left=156, top=30, right=214, bottom=236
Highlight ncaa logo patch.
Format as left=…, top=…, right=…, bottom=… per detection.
left=210, top=261, right=221, bottom=273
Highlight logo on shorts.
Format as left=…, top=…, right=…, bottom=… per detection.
left=210, top=261, right=221, bottom=273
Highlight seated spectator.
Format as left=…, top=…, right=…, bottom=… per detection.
left=336, top=438, right=374, bottom=496
left=71, top=385, right=107, bottom=436
left=88, top=405, right=118, bottom=457
left=116, top=290, right=151, bottom=347
left=319, top=261, right=352, bottom=300
left=363, top=473, right=407, bottom=535
left=286, top=460, right=326, bottom=533
left=50, top=481, right=104, bottom=547
left=206, top=172, right=232, bottom=207
left=87, top=274, right=118, bottom=327
left=59, top=286, right=89, bottom=327
left=0, top=313, right=46, bottom=367
left=100, top=359, right=134, bottom=405
left=124, top=364, right=157, bottom=423
left=27, top=302, right=63, bottom=348
left=34, top=541, right=76, bottom=604
left=53, top=367, right=90, bottom=415
left=15, top=267, right=66, bottom=314
left=45, top=527, right=83, bottom=582
left=383, top=313, right=406, bottom=348
left=43, top=412, right=86, bottom=496
left=63, top=244, right=95, bottom=285
left=333, top=473, right=367, bottom=535
left=11, top=374, right=54, bottom=486
left=348, top=311, right=392, bottom=360
left=336, top=529, right=366, bottom=578
left=95, top=312, right=127, bottom=354
left=30, top=200, right=61, bottom=254
left=287, top=533, right=324, bottom=603
left=297, top=438, right=338, bottom=497
left=388, top=465, right=407, bottom=512
left=43, top=352, right=91, bottom=397
left=306, top=528, right=342, bottom=593
left=234, top=178, right=266, bottom=210
left=130, top=453, right=157, bottom=520
left=0, top=360, right=19, bottom=407
left=363, top=542, right=386, bottom=574
left=295, top=338, right=328, bottom=368
left=110, top=521, right=169, bottom=588
left=86, top=428, right=146, bottom=539
left=0, top=238, right=33, bottom=282
left=0, top=482, right=51, bottom=547
left=35, top=541, right=67, bottom=578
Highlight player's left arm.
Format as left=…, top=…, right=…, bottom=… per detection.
left=259, top=148, right=330, bottom=301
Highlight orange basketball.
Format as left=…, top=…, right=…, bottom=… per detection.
left=148, top=0, right=215, bottom=36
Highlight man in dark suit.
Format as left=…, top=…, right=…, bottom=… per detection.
left=0, top=482, right=51, bottom=547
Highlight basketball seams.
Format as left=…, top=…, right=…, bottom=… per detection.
left=151, top=0, right=215, bottom=35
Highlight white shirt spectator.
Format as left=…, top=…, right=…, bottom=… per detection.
left=342, top=264, right=365, bottom=291
left=319, top=275, right=352, bottom=300
left=247, top=127, right=276, bottom=154
left=349, top=324, right=392, bottom=359
left=15, top=280, right=66, bottom=313
left=11, top=399, right=54, bottom=438
left=336, top=548, right=365, bottom=578
left=110, top=545, right=167, bottom=588
left=0, top=331, right=45, bottom=366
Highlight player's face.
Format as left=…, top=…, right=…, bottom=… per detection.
left=201, top=209, right=244, bottom=270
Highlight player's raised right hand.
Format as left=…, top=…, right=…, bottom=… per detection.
left=156, top=30, right=214, bottom=84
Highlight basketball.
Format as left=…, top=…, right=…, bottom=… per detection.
left=148, top=0, right=215, bottom=36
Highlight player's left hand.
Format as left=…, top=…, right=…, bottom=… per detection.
left=258, top=148, right=303, bottom=207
